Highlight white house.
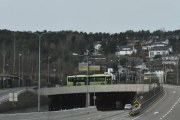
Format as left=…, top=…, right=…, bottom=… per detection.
left=155, top=39, right=169, bottom=45
left=149, top=46, right=170, bottom=58
left=115, top=45, right=137, bottom=56
left=94, top=43, right=101, bottom=51
left=151, top=43, right=167, bottom=48
left=155, top=70, right=165, bottom=84
left=94, top=42, right=102, bottom=55
left=162, top=54, right=179, bottom=65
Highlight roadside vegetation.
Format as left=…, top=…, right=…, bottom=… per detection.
left=0, top=90, right=49, bottom=113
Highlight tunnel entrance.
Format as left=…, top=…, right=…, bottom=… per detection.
left=48, top=92, right=136, bottom=111
left=94, top=92, right=136, bottom=111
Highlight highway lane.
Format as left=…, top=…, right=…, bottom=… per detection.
left=0, top=110, right=130, bottom=120
left=57, top=110, right=129, bottom=120
left=134, top=84, right=180, bottom=120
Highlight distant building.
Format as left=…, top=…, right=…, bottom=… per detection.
left=115, top=45, right=137, bottom=56
left=162, top=54, right=179, bottom=65
left=149, top=46, right=171, bottom=58
left=133, top=60, right=147, bottom=70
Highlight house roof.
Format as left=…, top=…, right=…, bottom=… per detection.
left=149, top=46, right=169, bottom=51
left=162, top=54, right=178, bottom=57
left=119, top=45, right=134, bottom=51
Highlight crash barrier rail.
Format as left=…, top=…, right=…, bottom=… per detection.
left=0, top=106, right=97, bottom=120
left=140, top=87, right=164, bottom=111
left=129, top=87, right=164, bottom=116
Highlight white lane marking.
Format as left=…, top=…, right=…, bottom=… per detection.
left=154, top=111, right=159, bottom=115
left=111, top=114, right=129, bottom=120
left=160, top=97, right=180, bottom=119
left=173, top=91, right=176, bottom=94
left=98, top=115, right=102, bottom=117
left=131, top=114, right=143, bottom=120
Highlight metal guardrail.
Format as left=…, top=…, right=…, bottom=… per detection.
left=140, top=87, right=164, bottom=111
left=129, top=87, right=164, bottom=116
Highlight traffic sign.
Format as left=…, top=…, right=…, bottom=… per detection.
left=133, top=100, right=140, bottom=107
left=9, top=93, right=18, bottom=102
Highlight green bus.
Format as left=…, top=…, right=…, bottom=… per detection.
left=67, top=74, right=112, bottom=86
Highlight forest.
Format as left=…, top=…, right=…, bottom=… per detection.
left=0, top=29, right=180, bottom=86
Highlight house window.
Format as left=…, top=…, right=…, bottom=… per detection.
left=150, top=52, right=154, bottom=57
left=157, top=52, right=160, bottom=55
left=162, top=51, right=166, bottom=55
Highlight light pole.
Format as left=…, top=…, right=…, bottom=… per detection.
left=18, top=53, right=22, bottom=87
left=73, top=52, right=90, bottom=107
left=48, top=56, right=51, bottom=85
left=177, top=59, right=179, bottom=85
left=35, top=32, right=48, bottom=112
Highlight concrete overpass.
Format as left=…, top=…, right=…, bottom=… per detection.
left=40, top=84, right=157, bottom=95
left=40, top=84, right=158, bottom=111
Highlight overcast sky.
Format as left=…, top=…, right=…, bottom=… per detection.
left=0, top=0, right=179, bottom=33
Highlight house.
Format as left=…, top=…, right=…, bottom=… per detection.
left=162, top=54, right=179, bottom=65
left=155, top=39, right=169, bottom=45
left=143, top=67, right=166, bottom=83
left=115, top=45, right=137, bottom=56
left=150, top=43, right=167, bottom=48
left=133, top=60, right=147, bottom=70
left=93, top=42, right=102, bottom=55
left=149, top=46, right=170, bottom=58
left=94, top=42, right=101, bottom=51
left=143, top=38, right=169, bottom=51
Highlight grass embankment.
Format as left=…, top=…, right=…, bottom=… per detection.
left=0, top=90, right=49, bottom=113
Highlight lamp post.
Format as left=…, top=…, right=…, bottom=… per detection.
left=35, top=32, right=48, bottom=112
left=18, top=53, right=22, bottom=87
left=73, top=52, right=90, bottom=107
left=177, top=59, right=179, bottom=85
left=48, top=56, right=51, bottom=85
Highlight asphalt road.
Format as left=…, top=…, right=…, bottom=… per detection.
left=133, top=84, right=180, bottom=120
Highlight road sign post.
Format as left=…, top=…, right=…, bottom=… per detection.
left=133, top=100, right=140, bottom=107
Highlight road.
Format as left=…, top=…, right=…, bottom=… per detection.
left=133, top=84, right=180, bottom=120
left=0, top=84, right=180, bottom=120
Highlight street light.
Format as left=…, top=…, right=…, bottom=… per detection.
left=35, top=32, right=48, bottom=112
left=177, top=59, right=179, bottom=85
left=73, top=52, right=90, bottom=107
left=18, top=53, right=22, bottom=87
left=48, top=56, right=51, bottom=85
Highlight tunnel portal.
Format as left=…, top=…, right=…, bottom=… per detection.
left=48, top=92, right=136, bottom=111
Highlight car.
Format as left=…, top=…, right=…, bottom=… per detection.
left=124, top=104, right=132, bottom=110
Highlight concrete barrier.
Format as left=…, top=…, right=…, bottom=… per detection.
left=0, top=106, right=97, bottom=120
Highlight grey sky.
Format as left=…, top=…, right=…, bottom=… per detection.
left=0, top=0, right=179, bottom=33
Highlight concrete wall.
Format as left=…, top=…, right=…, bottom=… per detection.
left=40, top=84, right=156, bottom=96
left=0, top=106, right=97, bottom=120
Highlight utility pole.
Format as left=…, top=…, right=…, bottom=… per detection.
left=13, top=33, right=16, bottom=88
left=2, top=42, right=5, bottom=88
left=177, top=60, right=179, bottom=85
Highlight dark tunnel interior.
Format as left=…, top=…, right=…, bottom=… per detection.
left=48, top=92, right=136, bottom=111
